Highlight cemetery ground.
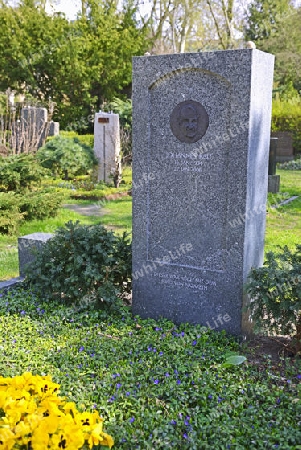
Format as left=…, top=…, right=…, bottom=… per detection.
left=0, top=167, right=300, bottom=449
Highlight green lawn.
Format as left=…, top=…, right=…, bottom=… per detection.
left=265, top=169, right=301, bottom=253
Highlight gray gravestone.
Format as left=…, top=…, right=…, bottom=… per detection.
left=268, top=137, right=280, bottom=193
left=48, top=121, right=60, bottom=136
left=18, top=233, right=53, bottom=277
left=271, top=131, right=294, bottom=162
left=132, top=49, right=274, bottom=336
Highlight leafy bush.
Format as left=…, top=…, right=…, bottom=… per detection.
left=278, top=157, right=301, bottom=170
left=272, top=96, right=301, bottom=155
left=246, top=245, right=301, bottom=353
left=0, top=372, right=114, bottom=449
left=19, top=189, right=64, bottom=221
left=0, top=154, right=48, bottom=192
left=25, top=221, right=132, bottom=307
left=37, top=136, right=97, bottom=180
left=0, top=192, right=25, bottom=234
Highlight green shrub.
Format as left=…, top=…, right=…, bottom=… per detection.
left=272, top=96, right=301, bottom=155
left=0, top=154, right=48, bottom=192
left=59, top=131, right=94, bottom=148
left=278, top=157, right=301, bottom=170
left=37, top=136, right=97, bottom=180
left=246, top=245, right=301, bottom=353
left=0, top=192, right=25, bottom=234
left=25, top=221, right=132, bottom=307
left=20, top=190, right=65, bottom=221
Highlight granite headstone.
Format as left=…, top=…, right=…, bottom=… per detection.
left=132, top=49, right=274, bottom=336
left=18, top=233, right=53, bottom=277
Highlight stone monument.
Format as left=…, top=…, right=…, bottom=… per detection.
left=18, top=233, right=53, bottom=277
left=94, top=112, right=121, bottom=183
left=132, top=49, right=274, bottom=336
left=268, top=137, right=280, bottom=193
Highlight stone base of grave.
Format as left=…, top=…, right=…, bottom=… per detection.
left=268, top=175, right=280, bottom=193
left=0, top=277, right=25, bottom=294
left=18, top=233, right=53, bottom=277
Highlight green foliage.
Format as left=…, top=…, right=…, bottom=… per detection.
left=222, top=354, right=247, bottom=368
left=244, top=0, right=292, bottom=41
left=59, top=132, right=94, bottom=148
left=19, top=190, right=64, bottom=221
left=0, top=192, right=25, bottom=234
left=25, top=221, right=132, bottom=307
left=0, top=290, right=300, bottom=448
left=246, top=245, right=301, bottom=352
left=37, top=136, right=97, bottom=179
left=0, top=1, right=150, bottom=130
left=0, top=154, right=48, bottom=192
left=245, top=3, right=301, bottom=94
left=278, top=158, right=301, bottom=170
left=272, top=96, right=301, bottom=155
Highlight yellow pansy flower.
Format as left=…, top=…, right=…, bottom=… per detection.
left=0, top=427, right=15, bottom=450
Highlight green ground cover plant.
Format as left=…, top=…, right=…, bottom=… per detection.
left=0, top=290, right=300, bottom=449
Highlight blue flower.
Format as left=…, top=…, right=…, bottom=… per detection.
left=79, top=346, right=84, bottom=352
left=296, top=374, right=301, bottom=379
left=170, top=420, right=177, bottom=425
left=165, top=373, right=170, bottom=377
left=20, top=310, right=25, bottom=315
left=116, top=383, right=122, bottom=389
left=192, top=340, right=197, bottom=346
left=208, top=395, right=212, bottom=399
left=126, top=391, right=131, bottom=396
left=176, top=379, right=181, bottom=385
left=112, top=373, right=120, bottom=378
left=154, top=379, right=160, bottom=384
left=159, top=351, right=163, bottom=356
left=129, top=417, right=135, bottom=423
left=183, top=433, right=188, bottom=439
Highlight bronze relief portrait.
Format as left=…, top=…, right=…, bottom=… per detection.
left=170, top=100, right=209, bottom=144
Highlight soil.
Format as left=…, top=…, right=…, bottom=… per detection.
left=243, top=335, right=300, bottom=376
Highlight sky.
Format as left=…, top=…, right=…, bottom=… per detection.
left=45, top=0, right=82, bottom=20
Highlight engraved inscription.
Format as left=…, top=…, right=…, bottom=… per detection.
left=152, top=272, right=217, bottom=291
left=170, top=100, right=209, bottom=144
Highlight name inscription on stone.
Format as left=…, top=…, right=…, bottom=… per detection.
left=152, top=272, right=217, bottom=291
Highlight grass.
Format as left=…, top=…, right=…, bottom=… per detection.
left=265, top=169, right=301, bottom=253
left=0, top=289, right=300, bottom=449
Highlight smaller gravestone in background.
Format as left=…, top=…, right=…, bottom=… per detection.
left=268, top=137, right=280, bottom=193
left=18, top=233, right=53, bottom=277
left=94, top=112, right=121, bottom=183
left=18, top=107, right=60, bottom=150
left=271, top=131, right=294, bottom=162
left=48, top=121, right=60, bottom=137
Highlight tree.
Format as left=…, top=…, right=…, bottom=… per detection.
left=0, top=0, right=150, bottom=130
left=244, top=0, right=292, bottom=41
left=244, top=1, right=301, bottom=94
